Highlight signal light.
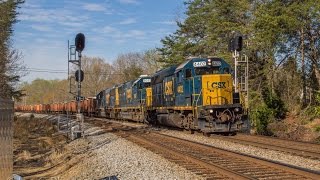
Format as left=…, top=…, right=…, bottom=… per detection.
left=75, top=33, right=85, bottom=52
left=75, top=70, right=84, bottom=82
left=234, top=35, right=243, bottom=51
left=229, top=34, right=243, bottom=52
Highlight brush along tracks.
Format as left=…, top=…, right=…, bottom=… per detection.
left=115, top=130, right=320, bottom=180
left=210, top=134, right=320, bottom=160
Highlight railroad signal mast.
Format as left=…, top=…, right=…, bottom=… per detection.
left=68, top=33, right=85, bottom=139
left=229, top=32, right=249, bottom=111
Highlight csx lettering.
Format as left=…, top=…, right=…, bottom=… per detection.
left=211, top=82, right=226, bottom=88
left=165, top=81, right=173, bottom=95
left=177, top=85, right=183, bottom=93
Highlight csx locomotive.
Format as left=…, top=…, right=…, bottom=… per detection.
left=16, top=57, right=248, bottom=134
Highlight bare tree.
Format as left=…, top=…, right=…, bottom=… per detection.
left=80, top=56, right=113, bottom=97
left=112, top=52, right=144, bottom=83
left=142, top=49, right=163, bottom=75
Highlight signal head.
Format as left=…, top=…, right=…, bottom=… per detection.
left=75, top=33, right=85, bottom=52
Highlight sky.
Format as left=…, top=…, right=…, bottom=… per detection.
left=13, top=0, right=185, bottom=82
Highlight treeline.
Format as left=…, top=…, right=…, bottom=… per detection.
left=0, top=0, right=25, bottom=99
left=21, top=50, right=161, bottom=104
left=158, top=0, right=320, bottom=134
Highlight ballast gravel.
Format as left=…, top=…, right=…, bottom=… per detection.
left=16, top=113, right=319, bottom=178
left=59, top=127, right=203, bottom=180
left=158, top=129, right=320, bottom=172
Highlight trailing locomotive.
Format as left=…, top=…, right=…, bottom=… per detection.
left=16, top=57, right=248, bottom=134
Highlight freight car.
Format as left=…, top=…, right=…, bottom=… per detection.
left=16, top=56, right=249, bottom=135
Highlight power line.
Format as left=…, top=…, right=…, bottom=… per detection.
left=14, top=68, right=126, bottom=75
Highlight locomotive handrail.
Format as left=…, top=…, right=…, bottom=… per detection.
left=192, top=89, right=202, bottom=119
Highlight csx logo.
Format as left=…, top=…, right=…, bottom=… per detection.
left=211, top=82, right=226, bottom=88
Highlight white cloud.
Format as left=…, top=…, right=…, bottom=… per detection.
left=118, top=0, right=139, bottom=4
left=30, top=24, right=53, bottom=32
left=101, top=26, right=118, bottom=33
left=119, top=18, right=137, bottom=25
left=59, top=21, right=85, bottom=28
left=97, top=26, right=145, bottom=40
left=153, top=21, right=176, bottom=25
left=19, top=7, right=89, bottom=24
left=82, top=3, right=106, bottom=12
left=125, top=30, right=145, bottom=38
left=18, top=6, right=90, bottom=34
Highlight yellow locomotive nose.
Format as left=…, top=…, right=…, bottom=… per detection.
left=202, top=74, right=233, bottom=106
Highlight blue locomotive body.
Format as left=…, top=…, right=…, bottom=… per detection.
left=95, top=57, right=248, bottom=134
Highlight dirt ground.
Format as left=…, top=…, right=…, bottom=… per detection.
left=13, top=114, right=69, bottom=179
left=13, top=114, right=201, bottom=180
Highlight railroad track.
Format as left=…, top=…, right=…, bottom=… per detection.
left=85, top=118, right=320, bottom=179
left=114, top=130, right=320, bottom=180
left=210, top=134, right=320, bottom=160
left=58, top=115, right=320, bottom=161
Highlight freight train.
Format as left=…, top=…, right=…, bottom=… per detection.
left=16, top=57, right=249, bottom=135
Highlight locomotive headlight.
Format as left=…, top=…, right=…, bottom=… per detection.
left=209, top=109, right=213, bottom=113
left=234, top=107, right=240, bottom=112
left=208, top=59, right=211, bottom=62
left=208, top=63, right=212, bottom=65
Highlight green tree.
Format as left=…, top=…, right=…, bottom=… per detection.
left=0, top=0, right=25, bottom=99
left=158, top=0, right=252, bottom=66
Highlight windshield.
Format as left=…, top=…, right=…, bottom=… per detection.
left=195, top=67, right=230, bottom=75
left=144, top=82, right=151, bottom=87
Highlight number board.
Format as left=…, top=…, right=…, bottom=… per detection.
left=143, top=79, right=151, bottom=83
left=211, top=61, right=222, bottom=66
left=193, top=61, right=207, bottom=67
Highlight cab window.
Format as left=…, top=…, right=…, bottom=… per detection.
left=176, top=71, right=183, bottom=82
left=195, top=67, right=220, bottom=75
left=144, top=82, right=151, bottom=87
left=185, top=69, right=192, bottom=78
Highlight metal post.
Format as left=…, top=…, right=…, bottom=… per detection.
left=76, top=51, right=84, bottom=137
left=233, top=50, right=239, bottom=93
left=246, top=55, right=249, bottom=107
left=77, top=51, right=81, bottom=115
